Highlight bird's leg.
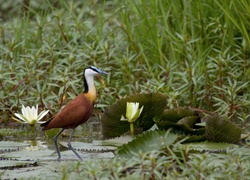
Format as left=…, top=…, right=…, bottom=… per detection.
left=67, top=129, right=83, bottom=161
left=53, top=129, right=65, bottom=160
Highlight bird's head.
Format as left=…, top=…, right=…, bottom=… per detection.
left=84, top=66, right=108, bottom=77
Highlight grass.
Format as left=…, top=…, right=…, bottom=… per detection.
left=0, top=0, right=250, bottom=178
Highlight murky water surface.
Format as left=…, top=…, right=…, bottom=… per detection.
left=0, top=117, right=113, bottom=179
left=1, top=117, right=102, bottom=148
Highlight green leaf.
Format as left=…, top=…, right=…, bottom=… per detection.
left=205, top=116, right=242, bottom=143
left=182, top=142, right=237, bottom=152
left=117, top=130, right=178, bottom=158
left=156, top=108, right=197, bottom=123
left=154, top=108, right=203, bottom=135
left=101, top=93, right=167, bottom=138
left=60, top=142, right=117, bottom=152
left=177, top=116, right=200, bottom=128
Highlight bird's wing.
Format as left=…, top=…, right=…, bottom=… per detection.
left=41, top=93, right=93, bottom=130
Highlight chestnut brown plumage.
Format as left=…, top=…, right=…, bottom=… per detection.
left=41, top=66, right=107, bottom=160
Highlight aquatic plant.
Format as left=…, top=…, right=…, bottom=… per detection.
left=120, top=102, right=144, bottom=136
left=12, top=105, right=49, bottom=126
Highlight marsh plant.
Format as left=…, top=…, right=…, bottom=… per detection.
left=0, top=0, right=250, bottom=179
left=12, top=104, right=49, bottom=125
left=120, top=102, right=144, bottom=136
left=1, top=0, right=250, bottom=125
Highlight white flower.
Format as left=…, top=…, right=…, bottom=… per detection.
left=121, top=102, right=144, bottom=123
left=12, top=105, right=49, bottom=125
left=121, top=102, right=144, bottom=136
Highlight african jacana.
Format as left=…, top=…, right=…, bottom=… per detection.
left=41, top=66, right=107, bottom=160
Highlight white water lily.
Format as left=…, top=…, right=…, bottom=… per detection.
left=121, top=102, right=144, bottom=136
left=12, top=105, right=49, bottom=125
left=121, top=102, right=144, bottom=123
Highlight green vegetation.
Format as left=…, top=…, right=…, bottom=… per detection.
left=1, top=0, right=250, bottom=179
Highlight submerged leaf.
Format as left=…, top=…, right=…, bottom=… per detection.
left=101, top=93, right=167, bottom=138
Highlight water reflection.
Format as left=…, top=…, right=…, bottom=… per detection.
left=24, top=140, right=48, bottom=151
left=1, top=117, right=102, bottom=152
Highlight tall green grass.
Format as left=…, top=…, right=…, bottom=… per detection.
left=0, top=0, right=250, bottom=124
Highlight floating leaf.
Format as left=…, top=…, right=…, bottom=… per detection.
left=0, top=149, right=55, bottom=161
left=101, top=93, right=167, bottom=138
left=60, top=142, right=117, bottom=152
left=117, top=130, right=178, bottom=158
left=94, top=135, right=133, bottom=147
left=205, top=116, right=242, bottom=143
left=0, top=160, right=38, bottom=170
left=182, top=142, right=237, bottom=152
left=0, top=141, right=30, bottom=153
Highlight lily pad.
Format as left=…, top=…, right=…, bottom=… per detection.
left=157, top=108, right=197, bottom=123
left=1, top=161, right=73, bottom=179
left=117, top=130, right=178, bottom=158
left=180, top=134, right=206, bottom=143
left=94, top=135, right=133, bottom=147
left=60, top=142, right=117, bottom=152
left=205, top=116, right=242, bottom=143
left=0, top=160, right=38, bottom=170
left=0, top=149, right=55, bottom=161
left=154, top=116, right=204, bottom=135
left=0, top=141, right=30, bottom=153
left=182, top=142, right=238, bottom=152
left=153, top=108, right=204, bottom=135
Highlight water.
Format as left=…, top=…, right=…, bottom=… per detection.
left=0, top=116, right=103, bottom=155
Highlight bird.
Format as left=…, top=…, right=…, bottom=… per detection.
left=41, top=66, right=107, bottom=160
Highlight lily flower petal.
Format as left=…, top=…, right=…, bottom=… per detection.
left=14, top=113, right=25, bottom=122
left=21, top=105, right=26, bottom=118
left=122, top=102, right=144, bottom=123
left=126, top=102, right=138, bottom=121
left=22, top=106, right=31, bottom=123
left=13, top=113, right=29, bottom=123
left=37, top=110, right=50, bottom=122
left=12, top=117, right=28, bottom=124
